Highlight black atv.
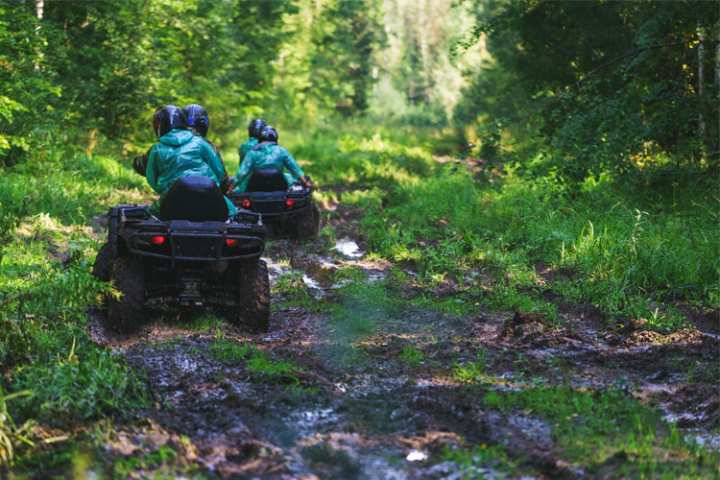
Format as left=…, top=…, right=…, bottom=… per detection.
left=228, top=168, right=320, bottom=240
left=93, top=176, right=270, bottom=333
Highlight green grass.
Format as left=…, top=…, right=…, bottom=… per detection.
left=452, top=349, right=488, bottom=384
left=482, top=386, right=720, bottom=477
left=284, top=121, right=718, bottom=332
left=0, top=134, right=150, bottom=471
left=208, top=335, right=302, bottom=383
left=399, top=345, right=423, bottom=367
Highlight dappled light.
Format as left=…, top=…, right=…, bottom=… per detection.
left=1, top=0, right=718, bottom=477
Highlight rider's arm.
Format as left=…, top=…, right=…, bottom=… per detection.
left=200, top=139, right=227, bottom=185
left=281, top=148, right=305, bottom=183
left=235, top=151, right=255, bottom=185
left=145, top=145, right=161, bottom=193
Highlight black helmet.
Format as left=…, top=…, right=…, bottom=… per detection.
left=260, top=125, right=278, bottom=143
left=248, top=118, right=267, bottom=139
left=153, top=105, right=187, bottom=137
left=183, top=104, right=209, bottom=137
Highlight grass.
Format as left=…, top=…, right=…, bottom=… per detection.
left=283, top=121, right=718, bottom=332
left=481, top=386, right=720, bottom=477
left=452, top=349, right=488, bottom=384
left=0, top=132, right=149, bottom=472
left=399, top=345, right=423, bottom=367
left=208, top=334, right=302, bottom=384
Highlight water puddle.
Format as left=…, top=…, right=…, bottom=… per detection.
left=333, top=237, right=364, bottom=258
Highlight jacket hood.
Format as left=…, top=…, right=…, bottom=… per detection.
left=159, top=129, right=194, bottom=147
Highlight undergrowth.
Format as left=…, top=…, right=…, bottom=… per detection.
left=284, top=122, right=719, bottom=332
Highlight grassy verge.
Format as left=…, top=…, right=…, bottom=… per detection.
left=285, top=121, right=719, bottom=332
left=0, top=133, right=149, bottom=472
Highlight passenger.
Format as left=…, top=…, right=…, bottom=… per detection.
left=145, top=105, right=237, bottom=217
left=182, top=103, right=232, bottom=193
left=238, top=118, right=267, bottom=162
left=233, top=125, right=311, bottom=193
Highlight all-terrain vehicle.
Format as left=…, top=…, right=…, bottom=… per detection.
left=228, top=168, right=320, bottom=240
left=93, top=176, right=270, bottom=333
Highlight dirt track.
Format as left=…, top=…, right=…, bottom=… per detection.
left=89, top=200, right=720, bottom=479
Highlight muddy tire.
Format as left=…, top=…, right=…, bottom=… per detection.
left=296, top=202, right=320, bottom=240
left=92, top=243, right=114, bottom=282
left=226, top=259, right=270, bottom=332
left=107, top=256, right=145, bottom=333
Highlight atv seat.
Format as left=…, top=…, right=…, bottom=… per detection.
left=159, top=175, right=228, bottom=222
left=247, top=168, right=288, bottom=193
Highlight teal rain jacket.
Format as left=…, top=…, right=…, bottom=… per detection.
left=146, top=129, right=238, bottom=216
left=233, top=142, right=305, bottom=193
left=238, top=137, right=259, bottom=161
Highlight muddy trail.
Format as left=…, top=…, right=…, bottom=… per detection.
left=89, top=198, right=720, bottom=479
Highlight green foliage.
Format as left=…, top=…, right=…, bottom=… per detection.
left=399, top=345, right=423, bottom=367
left=111, top=445, right=178, bottom=479
left=457, top=0, right=720, bottom=178
left=0, top=389, right=34, bottom=467
left=452, top=349, right=488, bottom=383
left=11, top=344, right=148, bottom=426
left=209, top=336, right=302, bottom=383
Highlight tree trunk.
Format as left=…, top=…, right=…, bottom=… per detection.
left=698, top=23, right=705, bottom=155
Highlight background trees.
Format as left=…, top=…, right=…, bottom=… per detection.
left=0, top=0, right=717, bottom=180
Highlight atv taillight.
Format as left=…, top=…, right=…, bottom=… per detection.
left=241, top=198, right=252, bottom=209
left=285, top=198, right=296, bottom=208
left=225, top=238, right=239, bottom=247
left=150, top=235, right=166, bottom=245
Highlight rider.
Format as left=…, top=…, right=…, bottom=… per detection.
left=238, top=118, right=267, bottom=162
left=146, top=105, right=237, bottom=217
left=182, top=103, right=232, bottom=193
left=233, top=125, right=311, bottom=193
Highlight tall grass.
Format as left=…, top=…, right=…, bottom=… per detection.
left=286, top=121, right=719, bottom=329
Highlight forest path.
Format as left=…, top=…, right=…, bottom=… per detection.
left=88, top=187, right=720, bottom=479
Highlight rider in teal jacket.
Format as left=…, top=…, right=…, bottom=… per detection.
left=146, top=106, right=237, bottom=217
left=233, top=125, right=310, bottom=193
left=238, top=118, right=266, bottom=162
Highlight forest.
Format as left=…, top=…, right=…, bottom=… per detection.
left=0, top=0, right=719, bottom=477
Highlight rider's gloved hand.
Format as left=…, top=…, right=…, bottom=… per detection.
left=132, top=154, right=148, bottom=176
left=301, top=176, right=313, bottom=188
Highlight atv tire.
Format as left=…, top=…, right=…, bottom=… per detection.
left=92, top=243, right=114, bottom=282
left=107, top=256, right=145, bottom=333
left=226, top=259, right=270, bottom=332
left=296, top=202, right=320, bottom=240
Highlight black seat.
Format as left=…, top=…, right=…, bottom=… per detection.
left=247, top=167, right=288, bottom=192
left=159, top=176, right=228, bottom=222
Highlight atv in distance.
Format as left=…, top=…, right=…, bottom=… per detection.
left=93, top=176, right=270, bottom=333
left=228, top=168, right=320, bottom=240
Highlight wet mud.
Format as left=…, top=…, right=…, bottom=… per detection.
left=90, top=205, right=720, bottom=478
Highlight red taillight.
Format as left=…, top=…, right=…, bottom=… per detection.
left=150, top=235, right=166, bottom=245
left=241, top=198, right=252, bottom=209
left=285, top=198, right=296, bottom=208
left=225, top=238, right=239, bottom=247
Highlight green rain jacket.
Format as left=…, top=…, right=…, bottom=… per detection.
left=238, top=137, right=259, bottom=161
left=233, top=142, right=305, bottom=192
left=147, top=129, right=237, bottom=216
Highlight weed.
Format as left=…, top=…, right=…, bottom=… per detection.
left=452, top=349, right=488, bottom=384
left=442, top=443, right=518, bottom=477
left=208, top=338, right=252, bottom=365
left=399, top=345, right=423, bottom=367
left=111, top=445, right=178, bottom=479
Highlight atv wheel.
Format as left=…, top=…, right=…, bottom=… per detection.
left=226, top=259, right=270, bottom=332
left=92, top=243, right=114, bottom=281
left=296, top=202, right=320, bottom=240
left=107, top=256, right=145, bottom=333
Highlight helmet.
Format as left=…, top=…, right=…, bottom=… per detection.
left=153, top=105, right=187, bottom=137
left=248, top=118, right=267, bottom=139
left=260, top=125, right=278, bottom=143
left=183, top=104, right=209, bottom=137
